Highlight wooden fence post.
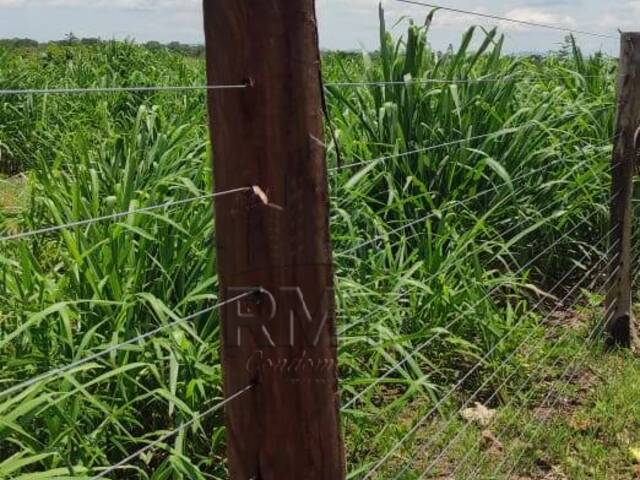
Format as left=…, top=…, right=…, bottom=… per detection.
left=202, top=1, right=346, bottom=479
left=608, top=32, right=640, bottom=349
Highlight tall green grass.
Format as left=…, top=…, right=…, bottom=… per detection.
left=0, top=7, right=617, bottom=479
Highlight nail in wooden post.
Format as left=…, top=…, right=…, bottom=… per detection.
left=202, top=1, right=346, bottom=478
left=608, top=32, right=640, bottom=349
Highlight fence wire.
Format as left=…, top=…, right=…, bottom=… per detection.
left=459, top=269, right=623, bottom=479
left=404, top=248, right=621, bottom=479
left=329, top=106, right=613, bottom=174
left=90, top=383, right=255, bottom=480
left=0, top=186, right=260, bottom=243
left=343, top=203, right=611, bottom=412
left=395, top=0, right=618, bottom=39
left=363, top=232, right=618, bottom=479
left=0, top=291, right=255, bottom=400
left=0, top=83, right=249, bottom=96
left=0, top=75, right=615, bottom=97
left=0, top=4, right=623, bottom=477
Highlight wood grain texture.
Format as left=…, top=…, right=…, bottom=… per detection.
left=202, top=0, right=346, bottom=478
left=608, top=33, right=640, bottom=349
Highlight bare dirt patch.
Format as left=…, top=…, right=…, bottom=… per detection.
left=0, top=173, right=27, bottom=213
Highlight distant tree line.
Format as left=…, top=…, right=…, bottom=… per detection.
left=0, top=33, right=206, bottom=57
left=0, top=36, right=356, bottom=58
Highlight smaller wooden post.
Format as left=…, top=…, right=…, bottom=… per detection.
left=608, top=32, right=640, bottom=348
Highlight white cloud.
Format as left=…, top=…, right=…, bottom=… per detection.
left=598, top=12, right=622, bottom=29
left=627, top=0, right=640, bottom=13
left=500, top=8, right=576, bottom=31
left=317, top=0, right=404, bottom=16
left=0, top=0, right=199, bottom=9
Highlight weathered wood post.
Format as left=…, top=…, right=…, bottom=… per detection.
left=608, top=32, right=640, bottom=349
left=202, top=1, right=346, bottom=479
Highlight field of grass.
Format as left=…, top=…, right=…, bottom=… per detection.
left=0, top=7, right=634, bottom=480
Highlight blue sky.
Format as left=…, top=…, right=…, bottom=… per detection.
left=0, top=0, right=635, bottom=55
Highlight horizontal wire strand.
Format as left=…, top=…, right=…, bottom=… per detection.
left=0, top=291, right=255, bottom=399
left=450, top=240, right=635, bottom=479
left=90, top=383, right=255, bottom=480
left=395, top=0, right=618, bottom=40
left=0, top=75, right=614, bottom=97
left=0, top=187, right=253, bottom=243
left=335, top=144, right=612, bottom=345
left=438, top=221, right=634, bottom=479
left=362, top=225, right=615, bottom=479
left=336, top=154, right=611, bottom=351
left=330, top=131, right=510, bottom=174
left=336, top=145, right=611, bottom=259
left=329, top=105, right=613, bottom=174
left=0, top=83, right=249, bottom=96
left=434, top=302, right=618, bottom=480
left=0, top=110, right=612, bottom=246
left=408, top=248, right=620, bottom=480
left=0, top=31, right=618, bottom=474
left=326, top=74, right=615, bottom=89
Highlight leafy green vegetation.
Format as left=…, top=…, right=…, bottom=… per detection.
left=359, top=296, right=629, bottom=479
left=0, top=6, right=629, bottom=479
